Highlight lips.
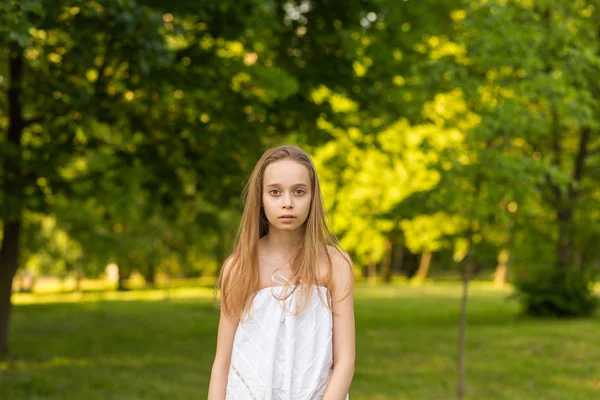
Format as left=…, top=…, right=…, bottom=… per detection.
left=279, top=215, right=296, bottom=219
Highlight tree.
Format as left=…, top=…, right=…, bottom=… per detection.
left=0, top=0, right=252, bottom=356
left=2, top=0, right=427, bottom=357
left=451, top=0, right=600, bottom=317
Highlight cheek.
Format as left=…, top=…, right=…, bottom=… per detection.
left=262, top=196, right=276, bottom=211
left=301, top=196, right=312, bottom=212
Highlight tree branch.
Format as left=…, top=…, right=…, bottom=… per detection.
left=569, top=127, right=591, bottom=201
left=64, top=162, right=123, bottom=185
left=24, top=103, right=74, bottom=127
left=23, top=115, right=45, bottom=127
left=588, top=146, right=600, bottom=156
left=94, top=31, right=116, bottom=97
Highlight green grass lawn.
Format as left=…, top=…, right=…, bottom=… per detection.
left=2, top=282, right=599, bottom=399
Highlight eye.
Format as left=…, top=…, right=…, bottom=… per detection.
left=294, top=189, right=306, bottom=195
left=269, top=189, right=280, bottom=195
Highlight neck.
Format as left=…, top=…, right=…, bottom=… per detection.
left=263, top=226, right=304, bottom=257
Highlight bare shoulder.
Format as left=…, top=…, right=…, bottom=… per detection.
left=325, top=245, right=352, bottom=266
left=324, top=245, right=354, bottom=300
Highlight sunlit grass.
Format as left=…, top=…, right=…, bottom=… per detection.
left=2, top=281, right=600, bottom=399
left=13, top=287, right=215, bottom=305
left=14, top=274, right=217, bottom=293
left=13, top=275, right=218, bottom=304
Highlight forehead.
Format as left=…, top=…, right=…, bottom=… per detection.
left=263, top=159, right=310, bottom=187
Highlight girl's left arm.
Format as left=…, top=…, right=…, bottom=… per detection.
left=322, top=250, right=355, bottom=400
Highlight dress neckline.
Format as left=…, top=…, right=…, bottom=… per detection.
left=252, top=272, right=327, bottom=297
left=253, top=284, right=328, bottom=297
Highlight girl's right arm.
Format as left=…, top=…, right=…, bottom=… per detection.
left=207, top=305, right=239, bottom=400
left=208, top=257, right=239, bottom=400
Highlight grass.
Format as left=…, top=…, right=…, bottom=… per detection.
left=2, top=281, right=599, bottom=400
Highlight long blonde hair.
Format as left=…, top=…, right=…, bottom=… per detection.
left=213, top=144, right=352, bottom=322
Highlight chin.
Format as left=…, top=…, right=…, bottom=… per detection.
left=284, top=220, right=308, bottom=229
left=278, top=222, right=298, bottom=229
left=272, top=220, right=304, bottom=230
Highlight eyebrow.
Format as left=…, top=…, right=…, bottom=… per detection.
left=265, top=183, right=309, bottom=188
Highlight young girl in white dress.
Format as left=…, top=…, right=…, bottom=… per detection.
left=208, top=145, right=355, bottom=400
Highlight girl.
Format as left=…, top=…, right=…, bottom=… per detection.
left=208, top=145, right=355, bottom=400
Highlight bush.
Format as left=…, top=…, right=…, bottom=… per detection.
left=514, top=267, right=599, bottom=317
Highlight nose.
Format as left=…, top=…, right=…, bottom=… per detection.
left=282, top=192, right=293, bottom=209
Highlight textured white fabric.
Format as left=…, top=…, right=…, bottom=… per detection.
left=226, top=273, right=350, bottom=400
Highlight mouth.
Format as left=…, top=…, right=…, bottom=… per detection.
left=279, top=215, right=296, bottom=219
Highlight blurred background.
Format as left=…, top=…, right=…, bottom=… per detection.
left=1, top=0, right=599, bottom=399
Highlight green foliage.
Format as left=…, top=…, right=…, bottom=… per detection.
left=1, top=0, right=599, bottom=303
left=0, top=0, right=44, bottom=47
left=514, top=267, right=599, bottom=317
left=428, top=0, right=600, bottom=292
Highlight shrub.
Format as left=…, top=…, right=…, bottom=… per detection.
left=513, top=267, right=598, bottom=317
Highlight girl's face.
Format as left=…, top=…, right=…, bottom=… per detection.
left=262, top=159, right=312, bottom=231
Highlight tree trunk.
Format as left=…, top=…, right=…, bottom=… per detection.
left=494, top=242, right=514, bottom=287
left=493, top=263, right=507, bottom=286
left=117, top=265, right=131, bottom=291
left=0, top=220, right=22, bottom=357
left=367, top=260, right=377, bottom=285
left=552, top=127, right=590, bottom=270
left=494, top=260, right=507, bottom=286
left=457, top=253, right=473, bottom=399
left=75, top=267, right=84, bottom=293
left=494, top=204, right=517, bottom=287
left=0, top=42, right=25, bottom=358
left=403, top=252, right=420, bottom=279
left=392, top=233, right=405, bottom=274
left=415, top=252, right=432, bottom=281
left=164, top=258, right=172, bottom=300
left=28, top=274, right=36, bottom=293
left=117, top=274, right=126, bottom=291
left=381, top=238, right=393, bottom=283
left=144, top=262, right=156, bottom=288
left=457, top=169, right=483, bottom=399
left=556, top=207, right=574, bottom=269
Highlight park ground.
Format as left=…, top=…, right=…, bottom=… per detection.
left=1, top=280, right=599, bottom=400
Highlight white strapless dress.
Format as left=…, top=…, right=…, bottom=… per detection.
left=225, top=273, right=350, bottom=400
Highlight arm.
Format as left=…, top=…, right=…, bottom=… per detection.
left=322, top=249, right=355, bottom=400
left=208, top=259, right=240, bottom=400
